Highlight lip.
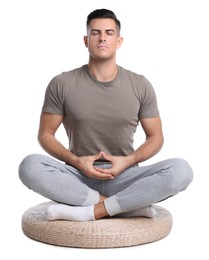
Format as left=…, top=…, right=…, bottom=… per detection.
left=97, top=45, right=108, bottom=49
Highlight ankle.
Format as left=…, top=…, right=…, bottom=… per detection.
left=94, top=202, right=109, bottom=220
left=99, top=195, right=107, bottom=203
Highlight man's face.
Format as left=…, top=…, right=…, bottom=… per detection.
left=84, top=18, right=123, bottom=61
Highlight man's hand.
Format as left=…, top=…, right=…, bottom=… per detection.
left=75, top=152, right=114, bottom=180
left=94, top=152, right=132, bottom=178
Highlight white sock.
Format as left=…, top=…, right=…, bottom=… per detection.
left=47, top=203, right=95, bottom=221
left=116, top=205, right=157, bottom=218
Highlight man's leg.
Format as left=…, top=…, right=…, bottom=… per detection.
left=18, top=154, right=100, bottom=206
left=46, top=158, right=193, bottom=221
left=35, top=156, right=158, bottom=221
left=19, top=154, right=111, bottom=221
left=103, top=158, right=193, bottom=217
left=19, top=156, right=193, bottom=221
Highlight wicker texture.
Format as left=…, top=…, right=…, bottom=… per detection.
left=22, top=202, right=172, bottom=248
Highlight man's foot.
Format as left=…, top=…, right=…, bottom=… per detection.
left=47, top=204, right=95, bottom=221
left=116, top=205, right=157, bottom=218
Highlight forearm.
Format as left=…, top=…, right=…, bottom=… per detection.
left=127, top=135, right=164, bottom=166
left=38, top=133, right=114, bottom=180
left=95, top=134, right=163, bottom=178
left=38, top=133, right=78, bottom=166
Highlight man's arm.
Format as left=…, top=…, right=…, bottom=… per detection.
left=95, top=116, right=164, bottom=177
left=38, top=112, right=79, bottom=164
left=128, top=116, right=164, bottom=165
left=38, top=112, right=113, bottom=179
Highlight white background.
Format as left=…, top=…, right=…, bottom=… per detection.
left=1, top=0, right=208, bottom=259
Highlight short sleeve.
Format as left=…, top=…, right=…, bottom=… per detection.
left=138, top=76, right=159, bottom=119
left=42, top=74, right=65, bottom=115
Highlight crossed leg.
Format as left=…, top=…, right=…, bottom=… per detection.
left=19, top=154, right=193, bottom=222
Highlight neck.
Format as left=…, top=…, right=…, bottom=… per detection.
left=88, top=58, right=118, bottom=82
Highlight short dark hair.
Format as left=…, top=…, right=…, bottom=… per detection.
left=86, top=9, right=121, bottom=33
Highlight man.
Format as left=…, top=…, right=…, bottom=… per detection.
left=19, top=9, right=193, bottom=221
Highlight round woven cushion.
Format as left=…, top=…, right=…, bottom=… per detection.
left=22, top=201, right=172, bottom=248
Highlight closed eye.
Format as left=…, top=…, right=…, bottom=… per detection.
left=90, top=30, right=100, bottom=35
left=106, top=29, right=115, bottom=35
left=90, top=29, right=116, bottom=36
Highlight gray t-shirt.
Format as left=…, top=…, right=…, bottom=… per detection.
left=42, top=65, right=159, bottom=158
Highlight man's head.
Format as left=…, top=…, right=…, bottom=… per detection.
left=84, top=9, right=123, bottom=62
left=86, top=9, right=121, bottom=36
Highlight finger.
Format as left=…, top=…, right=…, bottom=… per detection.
left=101, top=151, right=114, bottom=162
left=92, top=170, right=114, bottom=180
left=92, top=151, right=103, bottom=161
left=94, top=166, right=114, bottom=175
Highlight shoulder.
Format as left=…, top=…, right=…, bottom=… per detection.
left=46, top=66, right=86, bottom=96
left=63, top=65, right=86, bottom=78
left=50, top=65, right=85, bottom=85
left=119, top=66, right=152, bottom=86
left=118, top=66, right=155, bottom=96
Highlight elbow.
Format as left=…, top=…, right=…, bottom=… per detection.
left=37, top=130, right=55, bottom=150
left=37, top=132, right=43, bottom=147
left=160, top=133, right=164, bottom=148
left=158, top=133, right=164, bottom=152
left=151, top=133, right=164, bottom=153
left=37, top=130, right=47, bottom=148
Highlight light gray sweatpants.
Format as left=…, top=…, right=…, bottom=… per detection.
left=18, top=154, right=193, bottom=216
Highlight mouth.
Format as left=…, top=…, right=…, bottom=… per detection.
left=97, top=45, right=108, bottom=49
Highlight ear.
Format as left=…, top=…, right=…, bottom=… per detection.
left=117, top=37, right=123, bottom=49
left=83, top=36, right=88, bottom=47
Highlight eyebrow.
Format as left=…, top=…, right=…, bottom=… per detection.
left=90, top=29, right=116, bottom=33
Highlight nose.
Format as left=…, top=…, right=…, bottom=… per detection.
left=99, top=33, right=106, bottom=42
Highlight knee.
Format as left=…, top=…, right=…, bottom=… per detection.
left=169, top=158, right=193, bottom=192
left=18, top=154, right=42, bottom=186
left=176, top=158, right=193, bottom=184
